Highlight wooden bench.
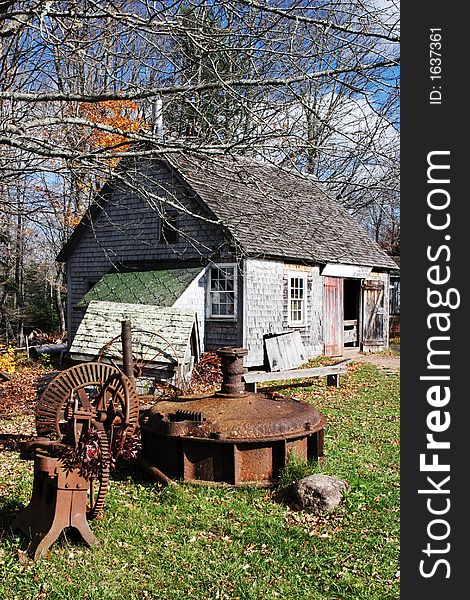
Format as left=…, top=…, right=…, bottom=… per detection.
left=243, top=363, right=348, bottom=393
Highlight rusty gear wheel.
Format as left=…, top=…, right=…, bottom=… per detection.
left=86, top=420, right=110, bottom=520
left=36, top=363, right=140, bottom=520
left=36, top=362, right=139, bottom=449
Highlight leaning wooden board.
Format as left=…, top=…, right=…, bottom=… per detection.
left=264, top=331, right=306, bottom=372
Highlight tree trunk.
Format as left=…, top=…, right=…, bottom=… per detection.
left=14, top=188, right=25, bottom=345
left=54, top=269, right=66, bottom=337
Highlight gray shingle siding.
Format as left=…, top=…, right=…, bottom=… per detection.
left=281, top=264, right=323, bottom=357
left=243, top=259, right=322, bottom=368
left=67, top=160, right=227, bottom=339
left=243, top=259, right=284, bottom=367
left=205, top=319, right=240, bottom=349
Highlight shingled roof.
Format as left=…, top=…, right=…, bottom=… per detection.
left=76, top=267, right=202, bottom=310
left=167, top=153, right=396, bottom=269
left=58, top=152, right=396, bottom=270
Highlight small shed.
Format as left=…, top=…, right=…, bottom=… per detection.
left=58, top=152, right=397, bottom=367
left=69, top=301, right=200, bottom=387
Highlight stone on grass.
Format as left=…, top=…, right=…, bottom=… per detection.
left=293, top=474, right=349, bottom=514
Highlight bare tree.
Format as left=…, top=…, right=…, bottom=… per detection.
left=0, top=0, right=399, bottom=342
left=0, top=1, right=399, bottom=158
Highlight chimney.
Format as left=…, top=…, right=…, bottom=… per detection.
left=152, top=96, right=164, bottom=139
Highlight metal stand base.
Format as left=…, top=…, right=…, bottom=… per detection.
left=14, top=455, right=97, bottom=560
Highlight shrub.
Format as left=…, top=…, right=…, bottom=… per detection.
left=0, top=345, right=18, bottom=374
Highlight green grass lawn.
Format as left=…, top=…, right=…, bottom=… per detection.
left=0, top=363, right=399, bottom=599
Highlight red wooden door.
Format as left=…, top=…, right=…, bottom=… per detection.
left=323, top=277, right=344, bottom=356
left=361, top=280, right=385, bottom=351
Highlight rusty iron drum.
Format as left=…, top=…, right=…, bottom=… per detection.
left=140, top=347, right=325, bottom=485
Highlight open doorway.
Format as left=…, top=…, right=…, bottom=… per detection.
left=343, top=279, right=361, bottom=347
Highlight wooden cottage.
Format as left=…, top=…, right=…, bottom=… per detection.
left=57, top=153, right=397, bottom=370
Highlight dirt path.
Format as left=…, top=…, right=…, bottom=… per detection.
left=342, top=347, right=400, bottom=375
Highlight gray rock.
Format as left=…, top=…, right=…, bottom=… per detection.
left=293, top=474, right=349, bottom=514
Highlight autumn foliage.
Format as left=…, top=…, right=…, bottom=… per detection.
left=0, top=345, right=18, bottom=374
left=79, top=99, right=145, bottom=159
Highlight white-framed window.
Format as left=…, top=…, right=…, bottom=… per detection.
left=288, top=272, right=307, bottom=326
left=208, top=264, right=237, bottom=318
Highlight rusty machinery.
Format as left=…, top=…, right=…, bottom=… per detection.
left=15, top=325, right=325, bottom=557
left=139, top=347, right=326, bottom=486
left=15, top=325, right=140, bottom=559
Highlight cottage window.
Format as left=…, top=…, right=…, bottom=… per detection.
left=288, top=273, right=307, bottom=326
left=208, top=264, right=237, bottom=318
left=161, top=212, right=178, bottom=244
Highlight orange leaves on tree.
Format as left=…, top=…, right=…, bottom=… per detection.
left=79, top=100, right=146, bottom=160
left=64, top=211, right=82, bottom=228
